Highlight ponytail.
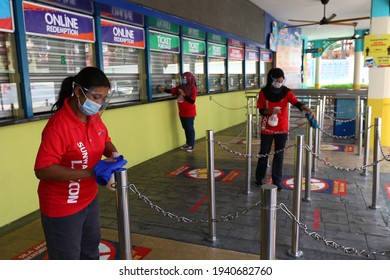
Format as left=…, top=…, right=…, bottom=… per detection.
left=51, top=76, right=75, bottom=112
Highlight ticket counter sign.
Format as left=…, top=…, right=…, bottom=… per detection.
left=364, top=34, right=390, bottom=68
left=183, top=38, right=205, bottom=56
left=23, top=1, right=95, bottom=42
left=208, top=43, right=226, bottom=58
left=149, top=31, right=179, bottom=53
left=101, top=19, right=145, bottom=49
left=0, top=0, right=13, bottom=32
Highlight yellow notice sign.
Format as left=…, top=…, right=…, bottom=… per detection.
left=364, top=34, right=390, bottom=67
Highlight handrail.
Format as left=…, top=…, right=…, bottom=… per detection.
left=292, top=89, right=368, bottom=99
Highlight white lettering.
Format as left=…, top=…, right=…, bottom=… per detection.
left=156, top=19, right=170, bottom=30
left=67, top=182, right=80, bottom=203
left=189, top=41, right=199, bottom=53
left=44, top=13, right=79, bottom=36
left=157, top=35, right=172, bottom=50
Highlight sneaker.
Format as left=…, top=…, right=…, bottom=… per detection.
left=180, top=145, right=190, bottom=150
left=186, top=146, right=194, bottom=152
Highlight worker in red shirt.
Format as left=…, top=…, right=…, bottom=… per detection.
left=34, top=67, right=126, bottom=259
left=255, top=68, right=313, bottom=191
left=157, top=72, right=197, bottom=152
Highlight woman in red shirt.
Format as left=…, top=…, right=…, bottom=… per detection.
left=255, top=68, right=313, bottom=191
left=158, top=72, right=197, bottom=152
left=34, top=67, right=125, bottom=259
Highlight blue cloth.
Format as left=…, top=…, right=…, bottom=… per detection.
left=305, top=113, right=319, bottom=129
left=94, top=155, right=127, bottom=186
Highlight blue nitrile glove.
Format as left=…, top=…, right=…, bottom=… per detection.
left=94, top=155, right=128, bottom=186
left=305, top=113, right=319, bottom=129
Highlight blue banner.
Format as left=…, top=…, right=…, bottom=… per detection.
left=35, top=0, right=93, bottom=14
left=101, top=19, right=144, bottom=49
left=99, top=3, right=144, bottom=26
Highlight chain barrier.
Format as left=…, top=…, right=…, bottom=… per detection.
left=323, top=112, right=359, bottom=123
left=214, top=122, right=248, bottom=145
left=124, top=182, right=390, bottom=258
left=279, top=203, right=390, bottom=257
left=210, top=95, right=252, bottom=110
left=127, top=183, right=261, bottom=223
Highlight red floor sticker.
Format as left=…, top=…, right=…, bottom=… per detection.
left=321, top=144, right=354, bottom=153
left=167, top=166, right=241, bottom=183
left=12, top=240, right=152, bottom=260
left=313, top=209, right=321, bottom=230
left=385, top=184, right=390, bottom=200
left=190, top=195, right=208, bottom=213
left=332, top=180, right=347, bottom=196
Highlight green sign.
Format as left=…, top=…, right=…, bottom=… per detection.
left=183, top=39, right=206, bottom=56
left=182, top=26, right=205, bottom=40
left=207, top=33, right=226, bottom=44
left=208, top=43, right=226, bottom=58
left=149, top=31, right=180, bottom=53
left=148, top=17, right=179, bottom=34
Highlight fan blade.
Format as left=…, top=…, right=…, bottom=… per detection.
left=327, top=16, right=370, bottom=24
left=284, top=22, right=320, bottom=28
left=326, top=13, right=337, bottom=21
left=328, top=22, right=359, bottom=26
left=288, top=19, right=319, bottom=23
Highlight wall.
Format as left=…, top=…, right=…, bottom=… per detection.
left=128, top=0, right=265, bottom=44
left=0, top=91, right=248, bottom=227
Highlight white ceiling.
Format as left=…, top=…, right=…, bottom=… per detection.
left=249, top=0, right=371, bottom=41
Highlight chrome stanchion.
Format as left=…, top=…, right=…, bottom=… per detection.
left=355, top=96, right=361, bottom=140
left=288, top=135, right=304, bottom=258
left=361, top=106, right=372, bottom=177
left=304, top=123, right=313, bottom=202
left=313, top=104, right=320, bottom=171
left=245, top=114, right=253, bottom=195
left=206, top=130, right=218, bottom=241
left=369, top=118, right=381, bottom=210
left=260, top=184, right=277, bottom=260
left=358, top=100, right=364, bottom=156
left=115, top=169, right=132, bottom=260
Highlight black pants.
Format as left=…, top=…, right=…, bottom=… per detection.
left=255, top=133, right=288, bottom=188
left=41, top=195, right=100, bottom=260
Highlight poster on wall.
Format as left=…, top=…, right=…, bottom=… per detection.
left=269, top=21, right=278, bottom=52
left=0, top=0, right=14, bottom=32
left=23, top=1, right=95, bottom=42
left=364, top=34, right=390, bottom=68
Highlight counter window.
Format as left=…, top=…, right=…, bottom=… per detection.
left=183, top=55, right=206, bottom=94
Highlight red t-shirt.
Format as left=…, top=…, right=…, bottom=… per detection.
left=171, top=86, right=197, bottom=117
left=257, top=89, right=300, bottom=134
left=34, top=98, right=111, bottom=217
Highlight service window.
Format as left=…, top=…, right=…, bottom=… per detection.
left=27, top=35, right=93, bottom=113
left=183, top=38, right=206, bottom=94
left=208, top=43, right=226, bottom=93
left=228, top=47, right=244, bottom=91
left=0, top=32, right=19, bottom=120
left=245, top=49, right=259, bottom=89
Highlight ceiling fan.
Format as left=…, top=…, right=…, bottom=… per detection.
left=284, top=0, right=370, bottom=28
left=327, top=22, right=368, bottom=41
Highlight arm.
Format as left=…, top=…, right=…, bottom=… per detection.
left=179, top=88, right=196, bottom=104
left=35, top=165, right=94, bottom=182
left=103, top=141, right=119, bottom=158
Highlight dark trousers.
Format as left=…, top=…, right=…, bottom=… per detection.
left=41, top=195, right=101, bottom=260
left=180, top=116, right=195, bottom=147
left=255, top=133, right=288, bottom=188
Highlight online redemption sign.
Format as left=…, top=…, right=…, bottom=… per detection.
left=101, top=19, right=145, bottom=48
left=0, top=0, right=13, bottom=32
left=364, top=34, right=390, bottom=68
left=23, top=1, right=94, bottom=42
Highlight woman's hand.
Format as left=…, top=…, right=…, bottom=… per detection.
left=177, top=89, right=186, bottom=96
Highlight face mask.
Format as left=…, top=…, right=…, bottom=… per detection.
left=181, top=77, right=187, bottom=85
left=272, top=81, right=283, bottom=89
left=78, top=91, right=101, bottom=116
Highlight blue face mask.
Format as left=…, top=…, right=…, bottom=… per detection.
left=78, top=90, right=101, bottom=116
left=181, top=77, right=187, bottom=85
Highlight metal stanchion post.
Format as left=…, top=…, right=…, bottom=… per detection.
left=313, top=104, right=320, bottom=171
left=369, top=118, right=381, bottom=210
left=355, top=96, right=361, bottom=140
left=288, top=135, right=304, bottom=258
left=358, top=100, right=364, bottom=156
left=115, top=169, right=132, bottom=260
left=361, top=106, right=372, bottom=177
left=304, top=123, right=313, bottom=202
left=246, top=114, right=253, bottom=195
left=206, top=130, right=218, bottom=241
left=260, top=184, right=277, bottom=260
left=317, top=98, right=323, bottom=154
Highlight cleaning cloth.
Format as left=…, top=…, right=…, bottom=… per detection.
left=305, top=113, right=319, bottom=129
left=94, top=155, right=128, bottom=186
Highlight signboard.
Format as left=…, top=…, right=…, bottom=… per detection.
left=246, top=50, right=259, bottom=61
left=207, top=43, right=226, bottom=58
left=101, top=19, right=145, bottom=49
left=364, top=34, right=390, bottom=67
left=35, top=0, right=93, bottom=14
left=0, top=0, right=13, bottom=32
left=148, top=17, right=179, bottom=34
left=228, top=38, right=244, bottom=47
left=207, top=33, right=226, bottom=44
left=183, top=38, right=205, bottom=56
left=228, top=47, right=244, bottom=60
left=23, top=1, right=95, bottom=42
left=306, top=48, right=323, bottom=54
left=260, top=50, right=272, bottom=62
left=149, top=31, right=179, bottom=53
left=99, top=3, right=144, bottom=26
left=182, top=26, right=205, bottom=40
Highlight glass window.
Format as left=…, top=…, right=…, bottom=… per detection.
left=183, top=55, right=206, bottom=94
left=103, top=44, right=145, bottom=103
left=208, top=58, right=226, bottom=93
left=228, top=59, right=243, bottom=91
left=150, top=51, right=180, bottom=99
left=0, top=32, right=19, bottom=121
left=27, top=35, right=93, bottom=114
left=245, top=60, right=258, bottom=89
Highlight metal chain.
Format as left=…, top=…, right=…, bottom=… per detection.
left=210, top=96, right=250, bottom=110
left=279, top=203, right=390, bottom=257
left=214, top=123, right=248, bottom=145
left=127, top=183, right=261, bottom=223
left=323, top=112, right=359, bottom=123
left=319, top=127, right=356, bottom=139
left=304, top=144, right=386, bottom=172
